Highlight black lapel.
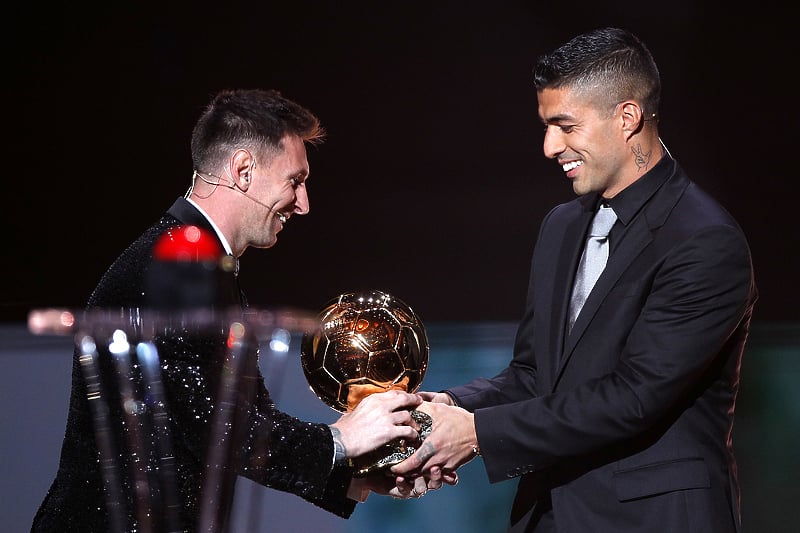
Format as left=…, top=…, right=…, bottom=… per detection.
left=550, top=195, right=596, bottom=386
left=556, top=161, right=689, bottom=383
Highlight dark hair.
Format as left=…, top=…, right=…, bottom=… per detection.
left=190, top=88, right=325, bottom=171
left=533, top=28, right=660, bottom=119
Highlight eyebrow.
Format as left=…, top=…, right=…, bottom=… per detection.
left=541, top=113, right=576, bottom=124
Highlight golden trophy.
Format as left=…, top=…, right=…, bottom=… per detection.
left=300, top=290, right=430, bottom=477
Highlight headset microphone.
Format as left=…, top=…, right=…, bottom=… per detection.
left=232, top=186, right=287, bottom=224
left=189, top=169, right=286, bottom=224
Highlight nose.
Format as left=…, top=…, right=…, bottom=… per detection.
left=542, top=126, right=563, bottom=160
left=294, top=184, right=310, bottom=215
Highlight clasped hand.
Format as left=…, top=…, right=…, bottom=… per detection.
left=330, top=390, right=459, bottom=501
left=389, top=392, right=479, bottom=486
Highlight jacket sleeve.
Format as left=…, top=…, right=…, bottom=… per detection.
left=157, top=330, right=358, bottom=518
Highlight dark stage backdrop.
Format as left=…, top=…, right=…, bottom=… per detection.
left=2, top=4, right=798, bottom=532
left=2, top=2, right=796, bottom=324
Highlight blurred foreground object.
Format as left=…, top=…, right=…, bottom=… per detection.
left=27, top=306, right=315, bottom=532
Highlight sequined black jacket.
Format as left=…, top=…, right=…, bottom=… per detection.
left=31, top=198, right=356, bottom=532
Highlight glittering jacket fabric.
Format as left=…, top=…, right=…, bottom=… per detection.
left=31, top=197, right=356, bottom=532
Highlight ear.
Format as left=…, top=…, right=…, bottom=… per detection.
left=618, top=101, right=644, bottom=139
left=229, top=149, right=256, bottom=191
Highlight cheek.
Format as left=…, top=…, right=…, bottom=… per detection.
left=585, top=132, right=619, bottom=164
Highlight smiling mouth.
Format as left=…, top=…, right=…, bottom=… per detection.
left=562, top=160, right=583, bottom=172
left=275, top=212, right=287, bottom=224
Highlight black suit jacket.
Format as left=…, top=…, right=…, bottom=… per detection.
left=449, top=157, right=757, bottom=532
left=32, top=198, right=356, bottom=532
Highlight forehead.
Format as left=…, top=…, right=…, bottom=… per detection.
left=267, top=135, right=309, bottom=171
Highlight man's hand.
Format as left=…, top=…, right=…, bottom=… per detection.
left=390, top=401, right=480, bottom=476
left=348, top=465, right=459, bottom=502
left=418, top=391, right=455, bottom=404
left=329, top=389, right=423, bottom=458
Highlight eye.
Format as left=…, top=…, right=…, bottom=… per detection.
left=543, top=123, right=576, bottom=134
left=290, top=176, right=300, bottom=187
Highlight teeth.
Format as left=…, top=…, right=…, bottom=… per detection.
left=562, top=161, right=583, bottom=172
left=276, top=213, right=287, bottom=224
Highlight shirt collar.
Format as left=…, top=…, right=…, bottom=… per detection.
left=184, top=197, right=239, bottom=275
left=601, top=153, right=674, bottom=226
left=184, top=197, right=233, bottom=255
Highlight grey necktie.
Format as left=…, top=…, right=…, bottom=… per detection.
left=568, top=204, right=617, bottom=331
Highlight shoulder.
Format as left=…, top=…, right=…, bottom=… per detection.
left=655, top=183, right=754, bottom=291
left=662, top=182, right=748, bottom=246
left=540, top=196, right=588, bottom=232
left=87, top=214, right=183, bottom=308
left=644, top=161, right=747, bottom=247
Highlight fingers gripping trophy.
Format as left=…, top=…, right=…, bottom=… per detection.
left=300, top=290, right=431, bottom=477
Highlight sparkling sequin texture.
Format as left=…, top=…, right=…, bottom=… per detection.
left=31, top=199, right=356, bottom=532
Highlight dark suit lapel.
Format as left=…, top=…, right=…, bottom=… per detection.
left=556, top=162, right=689, bottom=382
left=549, top=196, right=596, bottom=386
left=562, top=220, right=653, bottom=357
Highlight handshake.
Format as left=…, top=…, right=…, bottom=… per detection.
left=328, top=389, right=481, bottom=502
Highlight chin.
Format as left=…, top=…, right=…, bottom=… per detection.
left=256, top=236, right=278, bottom=249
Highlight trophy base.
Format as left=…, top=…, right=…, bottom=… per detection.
left=351, top=410, right=432, bottom=477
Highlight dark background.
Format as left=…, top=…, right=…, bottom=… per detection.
left=3, top=4, right=798, bottom=531
left=3, top=1, right=796, bottom=324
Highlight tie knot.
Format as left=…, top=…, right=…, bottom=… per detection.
left=589, top=205, right=617, bottom=238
